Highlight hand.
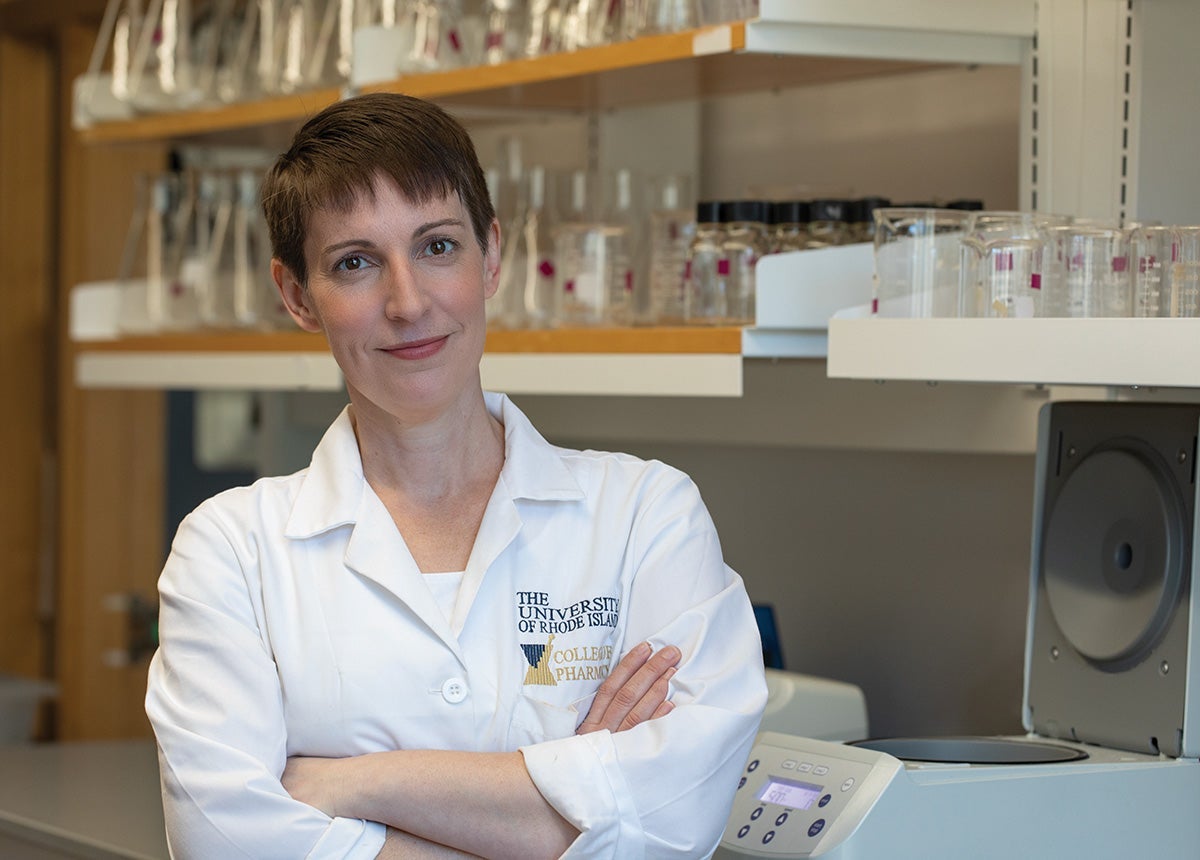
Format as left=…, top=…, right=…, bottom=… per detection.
left=282, top=755, right=352, bottom=819
left=576, top=642, right=681, bottom=735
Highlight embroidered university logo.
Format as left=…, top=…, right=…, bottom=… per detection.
left=521, top=635, right=557, bottom=686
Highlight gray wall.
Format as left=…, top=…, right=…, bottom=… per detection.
left=526, top=436, right=1036, bottom=740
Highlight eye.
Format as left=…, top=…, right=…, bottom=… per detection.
left=334, top=254, right=366, bottom=272
left=423, top=237, right=458, bottom=258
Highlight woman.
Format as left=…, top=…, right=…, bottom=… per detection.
left=145, top=93, right=767, bottom=859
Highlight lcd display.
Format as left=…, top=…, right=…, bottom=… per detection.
left=756, top=777, right=823, bottom=809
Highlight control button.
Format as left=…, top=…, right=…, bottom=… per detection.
left=775, top=812, right=789, bottom=827
left=441, top=677, right=468, bottom=703
left=813, top=765, right=830, bottom=776
left=819, top=794, right=832, bottom=808
left=738, top=777, right=746, bottom=790
left=797, top=762, right=814, bottom=772
left=782, top=759, right=797, bottom=769
left=748, top=759, right=760, bottom=773
left=808, top=819, right=826, bottom=838
left=750, top=807, right=764, bottom=821
left=762, top=831, right=776, bottom=845
left=841, top=777, right=856, bottom=792
left=737, top=825, right=750, bottom=839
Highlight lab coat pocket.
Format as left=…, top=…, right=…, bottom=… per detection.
left=508, top=691, right=597, bottom=747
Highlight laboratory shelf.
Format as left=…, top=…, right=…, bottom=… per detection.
left=75, top=1, right=1034, bottom=144
left=827, top=317, right=1200, bottom=389
left=72, top=326, right=761, bottom=396
left=70, top=247, right=859, bottom=394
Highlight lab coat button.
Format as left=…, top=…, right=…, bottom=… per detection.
left=441, top=677, right=469, bottom=703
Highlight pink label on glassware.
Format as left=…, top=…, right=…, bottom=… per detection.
left=485, top=31, right=503, bottom=49
left=1030, top=273, right=1042, bottom=290
left=1112, top=256, right=1128, bottom=272
left=538, top=259, right=555, bottom=278
left=995, top=251, right=1014, bottom=272
left=625, top=270, right=633, bottom=292
left=448, top=29, right=462, bottom=51
left=1139, top=255, right=1156, bottom=274
left=871, top=297, right=879, bottom=314
left=564, top=280, right=575, bottom=293
left=683, top=260, right=692, bottom=279
left=717, top=258, right=731, bottom=276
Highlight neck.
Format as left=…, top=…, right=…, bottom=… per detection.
left=349, top=390, right=505, bottom=506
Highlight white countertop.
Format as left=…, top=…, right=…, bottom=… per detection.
left=0, top=740, right=166, bottom=859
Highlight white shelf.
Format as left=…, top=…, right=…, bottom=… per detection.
left=748, top=0, right=1035, bottom=65
left=71, top=245, right=864, bottom=394
left=827, top=317, right=1200, bottom=389
left=76, top=351, right=343, bottom=391
left=74, top=350, right=748, bottom=396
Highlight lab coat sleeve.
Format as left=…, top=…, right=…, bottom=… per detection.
left=145, top=501, right=387, bottom=860
left=520, top=469, right=768, bottom=858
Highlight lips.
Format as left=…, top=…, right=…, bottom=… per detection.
left=382, top=334, right=449, bottom=360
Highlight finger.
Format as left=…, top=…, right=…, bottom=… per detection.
left=618, top=666, right=677, bottom=732
left=590, top=645, right=681, bottom=733
left=576, top=642, right=651, bottom=734
left=609, top=646, right=680, bottom=715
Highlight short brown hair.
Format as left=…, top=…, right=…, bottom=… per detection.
left=261, top=93, right=495, bottom=286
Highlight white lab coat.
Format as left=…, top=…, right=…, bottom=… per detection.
left=146, top=392, right=767, bottom=859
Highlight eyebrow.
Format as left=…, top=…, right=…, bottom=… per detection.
left=319, top=218, right=468, bottom=258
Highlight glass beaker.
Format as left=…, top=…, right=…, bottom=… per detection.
left=553, top=170, right=631, bottom=326
left=1130, top=225, right=1174, bottom=318
left=198, top=170, right=238, bottom=327
left=646, top=173, right=695, bottom=324
left=1169, top=226, right=1200, bottom=318
left=873, top=208, right=970, bottom=318
left=494, top=166, right=558, bottom=330
left=522, top=0, right=563, bottom=58
left=483, top=0, right=524, bottom=64
left=1043, top=225, right=1132, bottom=318
left=958, top=211, right=1051, bottom=319
left=623, top=0, right=697, bottom=38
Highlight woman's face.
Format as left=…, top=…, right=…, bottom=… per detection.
left=273, top=174, right=499, bottom=424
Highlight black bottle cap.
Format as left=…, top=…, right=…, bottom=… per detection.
left=696, top=200, right=722, bottom=222
left=848, top=196, right=892, bottom=223
left=718, top=200, right=767, bottom=223
left=945, top=198, right=985, bottom=211
left=810, top=198, right=851, bottom=222
left=768, top=200, right=811, bottom=225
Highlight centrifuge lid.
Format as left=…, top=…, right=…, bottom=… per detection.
left=1023, top=402, right=1200, bottom=758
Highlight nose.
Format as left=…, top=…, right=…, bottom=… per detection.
left=382, top=260, right=432, bottom=321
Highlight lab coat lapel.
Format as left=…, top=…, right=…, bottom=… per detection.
left=450, top=485, right=521, bottom=636
left=449, top=394, right=587, bottom=634
left=342, top=477, right=465, bottom=656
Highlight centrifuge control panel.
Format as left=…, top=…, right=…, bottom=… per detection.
left=719, top=733, right=895, bottom=857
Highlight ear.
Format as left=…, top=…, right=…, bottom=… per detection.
left=272, top=258, right=322, bottom=333
left=482, top=218, right=501, bottom=300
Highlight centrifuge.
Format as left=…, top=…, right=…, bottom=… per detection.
left=716, top=401, right=1200, bottom=859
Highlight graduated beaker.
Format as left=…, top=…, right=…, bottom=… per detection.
left=873, top=208, right=970, bottom=317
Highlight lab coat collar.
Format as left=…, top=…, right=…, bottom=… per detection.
left=285, top=407, right=364, bottom=539
left=486, top=391, right=585, bottom=503
left=285, top=393, right=584, bottom=540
